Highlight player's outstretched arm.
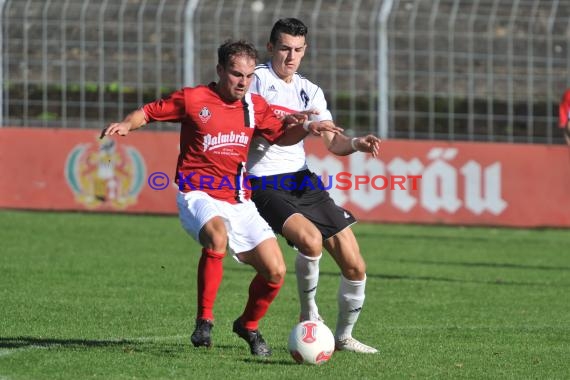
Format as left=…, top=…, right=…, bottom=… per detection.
left=323, top=131, right=381, bottom=157
left=276, top=119, right=343, bottom=146
left=100, top=109, right=147, bottom=139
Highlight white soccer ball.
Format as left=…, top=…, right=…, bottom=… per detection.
left=287, top=320, right=335, bottom=365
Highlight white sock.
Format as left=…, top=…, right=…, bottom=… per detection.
left=335, top=274, right=366, bottom=340
left=295, top=252, right=321, bottom=319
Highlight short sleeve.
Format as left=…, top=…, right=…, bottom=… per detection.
left=249, top=73, right=262, bottom=96
left=252, top=95, right=285, bottom=144
left=308, top=86, right=333, bottom=122
left=142, top=89, right=186, bottom=123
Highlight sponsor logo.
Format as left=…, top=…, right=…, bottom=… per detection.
left=203, top=131, right=249, bottom=151
left=271, top=107, right=290, bottom=118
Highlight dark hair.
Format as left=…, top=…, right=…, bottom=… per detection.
left=269, top=18, right=308, bottom=44
left=217, top=39, right=258, bottom=68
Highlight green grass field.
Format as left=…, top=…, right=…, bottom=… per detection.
left=0, top=210, right=569, bottom=379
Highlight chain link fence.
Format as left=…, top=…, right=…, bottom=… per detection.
left=2, top=0, right=569, bottom=143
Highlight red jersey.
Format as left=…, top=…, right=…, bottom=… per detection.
left=559, top=89, right=570, bottom=128
left=142, top=83, right=285, bottom=204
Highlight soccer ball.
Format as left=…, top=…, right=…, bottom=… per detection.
left=287, top=320, right=335, bottom=364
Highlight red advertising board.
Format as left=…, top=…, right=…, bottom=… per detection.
left=305, top=138, right=570, bottom=227
left=1, top=127, right=570, bottom=227
left=0, top=127, right=180, bottom=214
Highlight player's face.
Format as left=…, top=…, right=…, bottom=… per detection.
left=216, top=55, right=256, bottom=102
left=268, top=33, right=306, bottom=83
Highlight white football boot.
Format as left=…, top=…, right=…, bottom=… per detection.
left=335, top=337, right=378, bottom=354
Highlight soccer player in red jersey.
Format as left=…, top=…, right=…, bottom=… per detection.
left=101, top=40, right=341, bottom=356
left=559, top=89, right=570, bottom=146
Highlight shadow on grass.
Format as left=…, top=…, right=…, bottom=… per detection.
left=0, top=337, right=191, bottom=357
left=360, top=272, right=569, bottom=286
left=356, top=231, right=494, bottom=243
left=0, top=336, right=136, bottom=349
left=387, top=258, right=570, bottom=272
left=0, top=337, right=293, bottom=362
left=223, top=265, right=569, bottom=287
left=241, top=357, right=298, bottom=365
left=332, top=271, right=570, bottom=287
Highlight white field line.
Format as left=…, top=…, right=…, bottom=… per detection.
left=0, top=345, right=47, bottom=357
left=0, top=345, right=49, bottom=359
left=129, top=334, right=187, bottom=342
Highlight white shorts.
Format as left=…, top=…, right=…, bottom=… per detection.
left=176, top=191, right=276, bottom=256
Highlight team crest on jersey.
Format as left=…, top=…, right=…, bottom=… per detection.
left=300, top=89, right=310, bottom=108
left=198, top=106, right=212, bottom=123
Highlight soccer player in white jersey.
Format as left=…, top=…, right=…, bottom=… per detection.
left=247, top=18, right=381, bottom=354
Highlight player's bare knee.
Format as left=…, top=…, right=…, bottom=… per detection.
left=270, top=261, right=287, bottom=283
left=207, top=235, right=228, bottom=252
left=342, top=262, right=366, bottom=281
left=295, top=231, right=322, bottom=257
left=266, top=268, right=285, bottom=284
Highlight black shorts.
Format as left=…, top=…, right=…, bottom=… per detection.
left=250, top=169, right=356, bottom=240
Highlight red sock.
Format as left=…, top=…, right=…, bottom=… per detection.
left=196, top=248, right=225, bottom=321
left=240, top=274, right=283, bottom=330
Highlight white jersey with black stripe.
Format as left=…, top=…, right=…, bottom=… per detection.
left=246, top=61, right=333, bottom=176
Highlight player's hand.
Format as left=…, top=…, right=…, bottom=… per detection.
left=282, top=109, right=320, bottom=125
left=307, top=121, right=343, bottom=136
left=100, top=122, right=131, bottom=139
left=353, top=135, right=381, bottom=157
left=299, top=109, right=320, bottom=118
left=282, top=113, right=304, bottom=125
